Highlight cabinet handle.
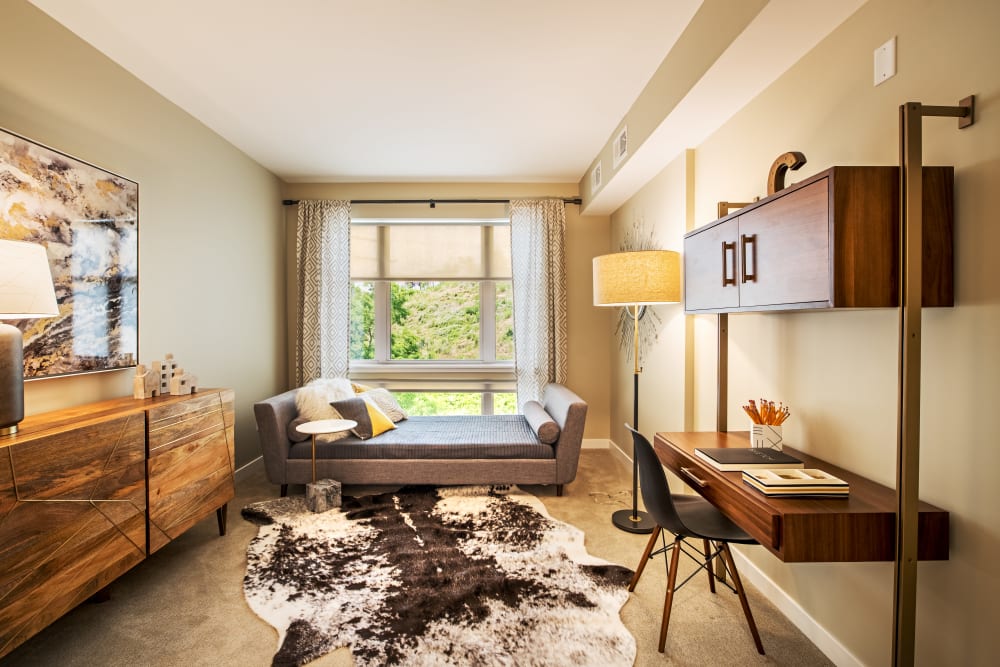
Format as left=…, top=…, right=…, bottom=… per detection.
left=740, top=233, right=757, bottom=283
left=680, top=467, right=708, bottom=488
left=721, top=242, right=736, bottom=286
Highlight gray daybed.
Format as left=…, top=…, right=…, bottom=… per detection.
left=253, top=383, right=588, bottom=497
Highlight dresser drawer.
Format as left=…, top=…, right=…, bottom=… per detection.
left=147, top=390, right=235, bottom=554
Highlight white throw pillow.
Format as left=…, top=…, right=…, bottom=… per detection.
left=294, top=377, right=356, bottom=442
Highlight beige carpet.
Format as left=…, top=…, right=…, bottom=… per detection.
left=2, top=450, right=833, bottom=666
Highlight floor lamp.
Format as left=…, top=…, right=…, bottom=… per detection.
left=593, top=250, right=681, bottom=533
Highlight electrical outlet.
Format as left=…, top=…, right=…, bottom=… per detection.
left=874, top=36, right=896, bottom=86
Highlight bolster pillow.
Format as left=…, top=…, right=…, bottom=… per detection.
left=523, top=400, right=560, bottom=444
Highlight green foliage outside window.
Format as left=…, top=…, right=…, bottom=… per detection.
left=349, top=279, right=516, bottom=416
left=396, top=392, right=518, bottom=416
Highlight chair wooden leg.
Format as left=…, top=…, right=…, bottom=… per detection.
left=628, top=526, right=661, bottom=591
left=720, top=543, right=765, bottom=655
left=703, top=539, right=716, bottom=593
left=658, top=536, right=682, bottom=653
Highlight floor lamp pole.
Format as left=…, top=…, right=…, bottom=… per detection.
left=612, top=305, right=654, bottom=534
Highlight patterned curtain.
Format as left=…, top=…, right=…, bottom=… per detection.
left=510, top=199, right=568, bottom=404
left=295, top=200, right=351, bottom=385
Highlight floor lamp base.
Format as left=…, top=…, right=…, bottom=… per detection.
left=612, top=508, right=655, bottom=534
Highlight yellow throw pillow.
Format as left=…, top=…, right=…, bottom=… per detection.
left=364, top=397, right=396, bottom=437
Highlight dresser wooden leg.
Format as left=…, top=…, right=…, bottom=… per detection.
left=216, top=504, right=228, bottom=536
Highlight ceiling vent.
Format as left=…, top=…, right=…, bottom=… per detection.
left=591, top=161, right=603, bottom=192
left=612, top=126, right=628, bottom=168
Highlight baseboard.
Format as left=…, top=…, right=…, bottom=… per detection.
left=582, top=438, right=611, bottom=449
left=235, top=455, right=263, bottom=482
left=608, top=439, right=632, bottom=471
left=729, top=549, right=862, bottom=667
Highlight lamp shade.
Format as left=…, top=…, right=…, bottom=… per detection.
left=593, top=250, right=681, bottom=307
left=0, top=240, right=59, bottom=319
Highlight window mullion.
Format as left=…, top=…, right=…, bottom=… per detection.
left=374, top=281, right=390, bottom=362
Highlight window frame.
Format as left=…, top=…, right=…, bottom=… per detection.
left=348, top=218, right=515, bottom=396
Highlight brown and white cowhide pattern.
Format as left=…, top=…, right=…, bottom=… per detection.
left=242, top=485, right=635, bottom=667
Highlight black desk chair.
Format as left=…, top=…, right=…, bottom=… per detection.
left=626, top=425, right=765, bottom=655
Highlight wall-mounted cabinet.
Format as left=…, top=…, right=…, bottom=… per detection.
left=684, top=166, right=954, bottom=313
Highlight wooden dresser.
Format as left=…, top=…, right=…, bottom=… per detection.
left=0, top=389, right=235, bottom=659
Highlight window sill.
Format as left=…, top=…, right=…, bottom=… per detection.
left=348, top=361, right=515, bottom=390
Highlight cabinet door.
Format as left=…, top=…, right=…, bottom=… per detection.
left=738, top=178, right=831, bottom=308
left=684, top=218, right=740, bottom=311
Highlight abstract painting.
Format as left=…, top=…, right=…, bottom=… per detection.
left=0, top=127, right=137, bottom=379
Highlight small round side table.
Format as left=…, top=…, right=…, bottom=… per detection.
left=294, top=419, right=357, bottom=482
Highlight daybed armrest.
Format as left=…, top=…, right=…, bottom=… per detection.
left=253, top=388, right=299, bottom=486
left=542, top=383, right=588, bottom=485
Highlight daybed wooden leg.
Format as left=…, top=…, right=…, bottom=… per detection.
left=216, top=504, right=228, bottom=536
left=280, top=484, right=288, bottom=497
left=556, top=484, right=564, bottom=497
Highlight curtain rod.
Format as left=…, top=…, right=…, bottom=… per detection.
left=281, top=197, right=582, bottom=207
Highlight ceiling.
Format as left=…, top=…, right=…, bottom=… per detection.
left=28, top=1, right=864, bottom=209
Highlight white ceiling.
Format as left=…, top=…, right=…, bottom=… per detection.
left=28, top=0, right=864, bottom=209
left=28, top=0, right=702, bottom=184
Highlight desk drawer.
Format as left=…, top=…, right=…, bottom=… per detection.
left=654, top=437, right=783, bottom=555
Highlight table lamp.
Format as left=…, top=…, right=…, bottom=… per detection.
left=0, top=240, right=59, bottom=436
left=593, top=249, right=681, bottom=533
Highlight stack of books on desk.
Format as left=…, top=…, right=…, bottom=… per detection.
left=742, top=469, right=850, bottom=497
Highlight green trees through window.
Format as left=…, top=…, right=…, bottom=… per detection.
left=350, top=281, right=513, bottom=361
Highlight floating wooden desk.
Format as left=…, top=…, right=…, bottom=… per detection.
left=654, top=432, right=949, bottom=563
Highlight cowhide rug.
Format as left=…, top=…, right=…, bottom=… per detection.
left=242, top=485, right=635, bottom=667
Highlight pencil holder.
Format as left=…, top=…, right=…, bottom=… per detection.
left=751, top=423, right=783, bottom=451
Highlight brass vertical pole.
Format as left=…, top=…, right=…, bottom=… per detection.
left=894, top=102, right=923, bottom=667
left=717, top=313, right=728, bottom=432
left=893, top=97, right=973, bottom=666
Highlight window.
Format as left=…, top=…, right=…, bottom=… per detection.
left=349, top=218, right=515, bottom=414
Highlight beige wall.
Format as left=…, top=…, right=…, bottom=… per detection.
left=2, top=1, right=286, bottom=468
left=608, top=153, right=691, bottom=451
left=609, top=0, right=1000, bottom=664
left=282, top=182, right=613, bottom=439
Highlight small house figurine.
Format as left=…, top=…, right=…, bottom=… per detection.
left=153, top=354, right=178, bottom=395
left=132, top=364, right=159, bottom=399
left=168, top=368, right=197, bottom=396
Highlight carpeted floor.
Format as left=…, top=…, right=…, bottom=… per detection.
left=1, top=449, right=833, bottom=666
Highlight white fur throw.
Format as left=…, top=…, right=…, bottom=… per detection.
left=294, top=378, right=356, bottom=442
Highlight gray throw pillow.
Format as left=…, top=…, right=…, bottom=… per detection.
left=523, top=400, right=560, bottom=444
left=330, top=397, right=374, bottom=439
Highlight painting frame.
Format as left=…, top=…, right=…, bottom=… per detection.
left=0, top=126, right=138, bottom=380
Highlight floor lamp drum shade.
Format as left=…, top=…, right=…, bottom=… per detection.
left=593, top=249, right=681, bottom=533
left=593, top=250, right=681, bottom=307
left=0, top=240, right=59, bottom=435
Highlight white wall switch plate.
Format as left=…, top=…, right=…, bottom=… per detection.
left=874, top=36, right=896, bottom=86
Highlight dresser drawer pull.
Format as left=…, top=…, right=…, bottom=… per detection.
left=680, top=467, right=708, bottom=488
